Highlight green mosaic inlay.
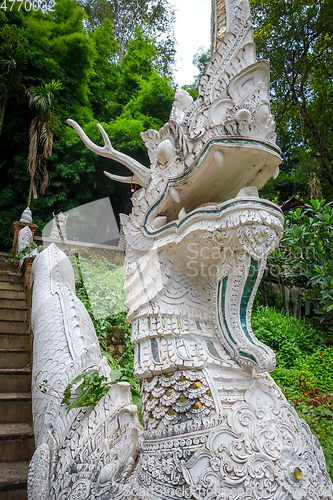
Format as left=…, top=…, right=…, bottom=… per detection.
left=240, top=259, right=260, bottom=345
left=240, top=258, right=268, bottom=355
left=217, top=264, right=261, bottom=366
left=239, top=351, right=257, bottom=363
left=217, top=277, right=237, bottom=346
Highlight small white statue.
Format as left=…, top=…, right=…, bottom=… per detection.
left=49, top=212, right=68, bottom=240
left=20, top=207, right=33, bottom=224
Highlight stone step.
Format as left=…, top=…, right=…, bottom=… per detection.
left=0, top=262, right=16, bottom=270
left=0, top=350, right=30, bottom=369
left=0, top=334, right=30, bottom=350
left=0, top=299, right=27, bottom=310
left=0, top=290, right=26, bottom=300
left=0, top=321, right=28, bottom=335
left=0, top=267, right=21, bottom=276
left=0, top=423, right=34, bottom=463
left=0, top=489, right=28, bottom=500
left=0, top=369, right=31, bottom=393
left=0, top=393, right=32, bottom=424
left=0, top=282, right=23, bottom=292
left=0, top=253, right=14, bottom=259
left=0, top=272, right=22, bottom=283
left=0, top=309, right=27, bottom=322
left=0, top=462, right=29, bottom=497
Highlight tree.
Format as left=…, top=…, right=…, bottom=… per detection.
left=0, top=47, right=27, bottom=138
left=264, top=200, right=333, bottom=323
left=26, top=80, right=63, bottom=205
left=250, top=0, right=333, bottom=201
left=0, top=0, right=175, bottom=249
left=81, top=0, right=176, bottom=74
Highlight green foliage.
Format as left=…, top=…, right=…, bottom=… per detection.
left=0, top=0, right=175, bottom=250
left=82, top=0, right=176, bottom=74
left=252, top=306, right=326, bottom=368
left=28, top=79, right=63, bottom=114
left=265, top=200, right=333, bottom=323
left=253, top=306, right=333, bottom=476
left=11, top=242, right=43, bottom=266
left=77, top=253, right=127, bottom=319
left=250, top=0, right=333, bottom=202
left=74, top=254, right=141, bottom=420
left=62, top=369, right=110, bottom=412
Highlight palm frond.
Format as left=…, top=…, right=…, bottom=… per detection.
left=0, top=48, right=27, bottom=73
left=27, top=129, right=38, bottom=176
left=40, top=163, right=50, bottom=194
left=43, top=130, right=54, bottom=158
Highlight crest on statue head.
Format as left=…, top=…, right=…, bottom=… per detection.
left=49, top=212, right=69, bottom=241
left=67, top=0, right=280, bottom=215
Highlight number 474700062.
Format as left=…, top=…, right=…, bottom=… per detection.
left=0, top=0, right=56, bottom=11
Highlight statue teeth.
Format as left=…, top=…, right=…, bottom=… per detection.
left=214, top=151, right=224, bottom=167
left=153, top=216, right=168, bottom=229
left=170, top=187, right=180, bottom=203
left=178, top=207, right=187, bottom=220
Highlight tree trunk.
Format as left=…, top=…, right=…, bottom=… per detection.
left=291, top=87, right=333, bottom=187
left=0, top=95, right=8, bottom=138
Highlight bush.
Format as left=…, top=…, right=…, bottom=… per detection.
left=252, top=306, right=326, bottom=368
left=76, top=253, right=127, bottom=319
left=74, top=257, right=141, bottom=419
left=263, top=199, right=333, bottom=324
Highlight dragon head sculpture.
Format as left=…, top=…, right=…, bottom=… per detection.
left=62, top=2, right=332, bottom=499
left=67, top=0, right=283, bottom=376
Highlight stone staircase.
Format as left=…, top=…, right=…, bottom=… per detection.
left=0, top=251, right=34, bottom=500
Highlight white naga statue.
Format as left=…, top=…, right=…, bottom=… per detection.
left=28, top=0, right=333, bottom=499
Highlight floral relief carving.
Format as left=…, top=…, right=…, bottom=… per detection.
left=182, top=382, right=332, bottom=500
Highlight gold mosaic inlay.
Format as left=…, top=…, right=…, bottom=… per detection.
left=216, top=0, right=226, bottom=49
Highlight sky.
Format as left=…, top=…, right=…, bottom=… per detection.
left=171, top=0, right=211, bottom=86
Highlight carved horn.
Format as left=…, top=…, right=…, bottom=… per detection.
left=67, top=119, right=151, bottom=188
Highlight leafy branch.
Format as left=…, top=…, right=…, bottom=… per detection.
left=61, top=369, right=110, bottom=413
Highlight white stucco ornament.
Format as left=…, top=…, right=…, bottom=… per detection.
left=20, top=206, right=33, bottom=224
left=17, top=225, right=38, bottom=266
left=28, top=0, right=333, bottom=499
left=49, top=211, right=69, bottom=240
left=17, top=225, right=34, bottom=254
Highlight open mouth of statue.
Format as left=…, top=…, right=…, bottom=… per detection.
left=146, top=141, right=281, bottom=233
